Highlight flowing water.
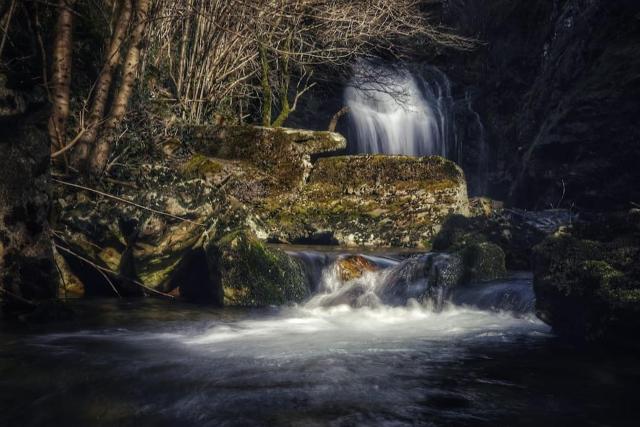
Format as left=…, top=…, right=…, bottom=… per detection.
left=344, top=62, right=452, bottom=157
left=1, top=249, right=639, bottom=426
left=343, top=62, right=489, bottom=195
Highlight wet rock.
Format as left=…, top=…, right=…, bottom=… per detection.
left=460, top=242, right=506, bottom=283
left=379, top=253, right=464, bottom=308
left=433, top=209, right=573, bottom=270
left=533, top=214, right=640, bottom=345
left=336, top=255, right=380, bottom=282
left=211, top=229, right=309, bottom=307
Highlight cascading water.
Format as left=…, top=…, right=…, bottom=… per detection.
left=344, top=61, right=490, bottom=195
left=291, top=249, right=536, bottom=316
left=344, top=62, right=453, bottom=157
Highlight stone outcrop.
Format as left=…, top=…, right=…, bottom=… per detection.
left=259, top=155, right=469, bottom=247
left=0, top=78, right=57, bottom=309
left=53, top=125, right=471, bottom=306
left=533, top=211, right=640, bottom=345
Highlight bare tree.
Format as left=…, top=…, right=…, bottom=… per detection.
left=48, top=0, right=76, bottom=152
left=88, top=0, right=151, bottom=174
left=147, top=0, right=472, bottom=127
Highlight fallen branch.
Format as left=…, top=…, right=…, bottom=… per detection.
left=0, top=287, right=37, bottom=307
left=327, top=106, right=349, bottom=132
left=52, top=178, right=205, bottom=227
left=54, top=243, right=174, bottom=299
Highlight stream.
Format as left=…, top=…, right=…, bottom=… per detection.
left=1, top=249, right=638, bottom=426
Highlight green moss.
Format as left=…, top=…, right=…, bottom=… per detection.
left=216, top=230, right=309, bottom=306
left=461, top=242, right=506, bottom=283
left=181, top=154, right=223, bottom=178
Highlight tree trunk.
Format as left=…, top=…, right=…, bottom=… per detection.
left=47, top=0, right=75, bottom=152
left=258, top=40, right=272, bottom=127
left=90, top=0, right=150, bottom=175
left=1, top=82, right=57, bottom=310
left=72, top=0, right=132, bottom=169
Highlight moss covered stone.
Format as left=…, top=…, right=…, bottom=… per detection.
left=460, top=242, right=506, bottom=283
left=533, top=218, right=640, bottom=345
left=213, top=229, right=309, bottom=306
left=258, top=155, right=469, bottom=248
left=187, top=125, right=346, bottom=190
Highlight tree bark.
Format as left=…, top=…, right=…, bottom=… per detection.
left=258, top=40, right=272, bottom=127
left=47, top=0, right=75, bottom=152
left=72, top=0, right=132, bottom=169
left=90, top=0, right=150, bottom=174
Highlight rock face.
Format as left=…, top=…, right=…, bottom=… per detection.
left=54, top=161, right=308, bottom=307
left=533, top=212, right=640, bottom=345
left=260, top=155, right=469, bottom=247
left=441, top=0, right=640, bottom=210
left=0, top=80, right=57, bottom=308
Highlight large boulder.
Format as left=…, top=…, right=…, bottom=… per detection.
left=260, top=155, right=469, bottom=247
left=533, top=211, right=640, bottom=345
left=187, top=125, right=346, bottom=190
left=211, top=229, right=309, bottom=306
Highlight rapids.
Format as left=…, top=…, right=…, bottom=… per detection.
left=1, top=249, right=638, bottom=426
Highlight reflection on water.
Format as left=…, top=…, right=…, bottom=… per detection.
left=1, top=297, right=639, bottom=426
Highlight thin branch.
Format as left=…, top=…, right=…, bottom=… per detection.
left=54, top=243, right=175, bottom=299
left=52, top=178, right=205, bottom=227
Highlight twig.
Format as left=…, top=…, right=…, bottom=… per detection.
left=51, top=128, right=87, bottom=158
left=0, top=0, right=16, bottom=60
left=0, top=287, right=37, bottom=307
left=54, top=244, right=121, bottom=298
left=52, top=178, right=205, bottom=227
left=54, top=244, right=174, bottom=299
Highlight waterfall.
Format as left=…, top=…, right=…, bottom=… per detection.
left=344, top=62, right=453, bottom=157
left=343, top=61, right=491, bottom=196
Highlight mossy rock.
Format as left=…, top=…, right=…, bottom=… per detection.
left=460, top=242, right=506, bottom=283
left=187, top=125, right=346, bottom=190
left=181, top=154, right=223, bottom=178
left=259, top=155, right=469, bottom=248
left=533, top=226, right=640, bottom=345
left=214, top=229, right=309, bottom=307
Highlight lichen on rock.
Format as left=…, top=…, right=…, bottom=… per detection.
left=259, top=154, right=470, bottom=248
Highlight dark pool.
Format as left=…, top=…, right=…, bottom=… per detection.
left=1, top=297, right=639, bottom=427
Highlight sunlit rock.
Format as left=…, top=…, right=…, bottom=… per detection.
left=260, top=155, right=469, bottom=248
left=336, top=255, right=380, bottom=282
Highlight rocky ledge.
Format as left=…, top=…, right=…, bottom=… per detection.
left=258, top=155, right=469, bottom=247
left=53, top=125, right=470, bottom=306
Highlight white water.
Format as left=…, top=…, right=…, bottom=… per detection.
left=344, top=62, right=452, bottom=157
left=183, top=252, right=546, bottom=354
